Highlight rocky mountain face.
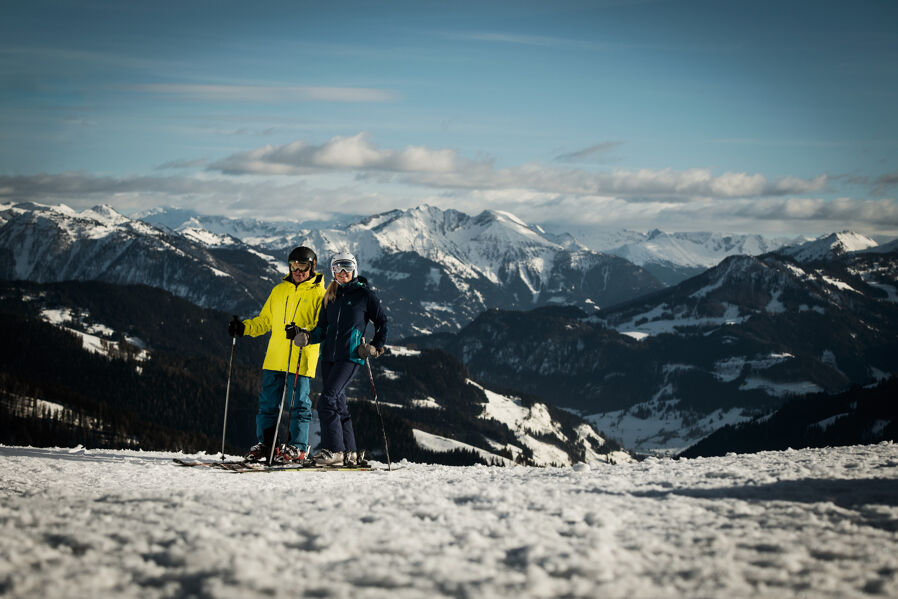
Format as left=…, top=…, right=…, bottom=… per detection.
left=0, top=203, right=280, bottom=315
left=410, top=250, right=898, bottom=453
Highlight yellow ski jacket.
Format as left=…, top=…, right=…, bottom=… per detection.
left=242, top=272, right=326, bottom=376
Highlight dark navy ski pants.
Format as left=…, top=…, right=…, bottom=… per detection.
left=318, top=360, right=359, bottom=453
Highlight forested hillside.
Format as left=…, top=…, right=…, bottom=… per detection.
left=680, top=377, right=898, bottom=458
left=1, top=280, right=619, bottom=466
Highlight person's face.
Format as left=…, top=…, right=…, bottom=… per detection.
left=290, top=261, right=312, bottom=283
left=334, top=269, right=353, bottom=284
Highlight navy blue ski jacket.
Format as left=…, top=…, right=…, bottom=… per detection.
left=309, top=276, right=388, bottom=365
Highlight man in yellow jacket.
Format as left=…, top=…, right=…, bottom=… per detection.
left=228, top=246, right=325, bottom=462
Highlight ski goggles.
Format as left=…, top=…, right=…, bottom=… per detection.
left=289, top=261, right=312, bottom=272
left=331, top=260, right=356, bottom=274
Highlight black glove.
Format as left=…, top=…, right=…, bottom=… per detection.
left=358, top=343, right=384, bottom=359
left=228, top=315, right=245, bottom=337
left=284, top=323, right=298, bottom=340
left=293, top=329, right=310, bottom=348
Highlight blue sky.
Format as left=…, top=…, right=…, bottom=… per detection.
left=2, top=0, right=897, bottom=237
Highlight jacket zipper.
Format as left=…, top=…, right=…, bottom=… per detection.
left=284, top=287, right=303, bottom=370
left=332, top=298, right=343, bottom=361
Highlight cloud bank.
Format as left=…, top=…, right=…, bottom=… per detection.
left=2, top=134, right=895, bottom=237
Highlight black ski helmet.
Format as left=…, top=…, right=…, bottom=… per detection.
left=288, top=246, right=317, bottom=266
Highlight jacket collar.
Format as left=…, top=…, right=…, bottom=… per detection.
left=283, top=272, right=324, bottom=287
left=337, top=276, right=368, bottom=295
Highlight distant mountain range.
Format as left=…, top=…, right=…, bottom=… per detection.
left=545, top=224, right=811, bottom=285
left=2, top=203, right=669, bottom=338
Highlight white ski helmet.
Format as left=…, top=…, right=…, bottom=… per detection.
left=330, top=252, right=358, bottom=277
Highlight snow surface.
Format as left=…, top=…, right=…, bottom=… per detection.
left=2, top=443, right=897, bottom=598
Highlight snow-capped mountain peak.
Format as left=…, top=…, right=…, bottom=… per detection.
left=81, top=204, right=131, bottom=226
left=780, top=230, right=879, bottom=262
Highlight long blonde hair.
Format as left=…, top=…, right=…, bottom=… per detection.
left=323, top=280, right=339, bottom=307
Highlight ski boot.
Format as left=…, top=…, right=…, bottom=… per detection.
left=312, top=449, right=344, bottom=467
left=244, top=443, right=270, bottom=462
left=273, top=444, right=307, bottom=464
left=344, top=450, right=368, bottom=467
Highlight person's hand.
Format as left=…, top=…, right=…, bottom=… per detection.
left=293, top=329, right=310, bottom=347
left=358, top=343, right=384, bottom=359
left=284, top=323, right=297, bottom=339
left=228, top=315, right=245, bottom=337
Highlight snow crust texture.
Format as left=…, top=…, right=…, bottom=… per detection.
left=2, top=443, right=898, bottom=598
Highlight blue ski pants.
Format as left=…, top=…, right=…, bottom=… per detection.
left=317, top=360, right=359, bottom=453
left=256, top=369, right=312, bottom=450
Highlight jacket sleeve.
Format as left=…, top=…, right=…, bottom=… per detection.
left=243, top=289, right=275, bottom=337
left=366, top=290, right=388, bottom=349
left=308, top=302, right=328, bottom=345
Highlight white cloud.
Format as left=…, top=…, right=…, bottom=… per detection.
left=209, top=134, right=829, bottom=202
left=210, top=133, right=477, bottom=175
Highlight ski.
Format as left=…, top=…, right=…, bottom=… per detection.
left=172, top=457, right=383, bottom=472
left=172, top=458, right=249, bottom=468
left=224, top=464, right=375, bottom=473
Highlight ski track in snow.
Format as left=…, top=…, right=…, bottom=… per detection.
left=2, top=444, right=898, bottom=598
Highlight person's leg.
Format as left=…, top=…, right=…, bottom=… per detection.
left=288, top=375, right=312, bottom=451
left=336, top=366, right=359, bottom=453
left=256, top=369, right=285, bottom=446
left=316, top=361, right=358, bottom=452
left=316, top=361, right=338, bottom=451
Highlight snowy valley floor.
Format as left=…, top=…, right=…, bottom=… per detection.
left=2, top=444, right=898, bottom=598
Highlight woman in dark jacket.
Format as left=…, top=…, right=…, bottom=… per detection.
left=294, top=251, right=388, bottom=466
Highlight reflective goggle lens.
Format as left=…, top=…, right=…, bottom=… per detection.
left=332, top=260, right=355, bottom=274
left=289, top=261, right=311, bottom=272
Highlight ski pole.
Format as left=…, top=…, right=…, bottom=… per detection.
left=268, top=327, right=296, bottom=464
left=284, top=345, right=304, bottom=453
left=362, top=337, right=391, bottom=471
left=220, top=336, right=237, bottom=461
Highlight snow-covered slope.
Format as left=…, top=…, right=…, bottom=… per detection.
left=350, top=344, right=621, bottom=466
left=2, top=443, right=896, bottom=598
